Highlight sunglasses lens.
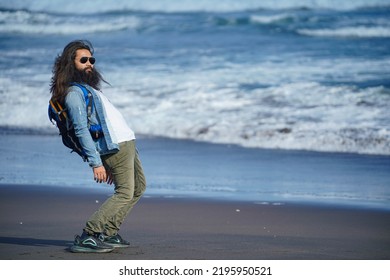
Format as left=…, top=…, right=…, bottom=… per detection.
left=79, top=57, right=95, bottom=64
left=80, top=57, right=88, bottom=64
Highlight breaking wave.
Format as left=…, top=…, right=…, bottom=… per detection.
left=1, top=0, right=389, bottom=14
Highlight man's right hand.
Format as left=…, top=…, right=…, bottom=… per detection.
left=93, top=166, right=107, bottom=183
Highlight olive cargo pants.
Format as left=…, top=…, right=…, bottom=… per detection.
left=84, top=140, right=146, bottom=236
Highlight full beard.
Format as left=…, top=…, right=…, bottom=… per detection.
left=72, top=68, right=102, bottom=90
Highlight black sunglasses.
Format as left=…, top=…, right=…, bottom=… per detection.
left=79, top=56, right=96, bottom=65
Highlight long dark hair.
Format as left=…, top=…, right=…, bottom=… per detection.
left=50, top=40, right=106, bottom=104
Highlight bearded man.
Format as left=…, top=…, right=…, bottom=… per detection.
left=50, top=40, right=146, bottom=253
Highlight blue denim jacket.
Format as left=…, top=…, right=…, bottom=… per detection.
left=65, top=84, right=119, bottom=167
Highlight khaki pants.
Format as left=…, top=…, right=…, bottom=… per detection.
left=84, top=140, right=146, bottom=236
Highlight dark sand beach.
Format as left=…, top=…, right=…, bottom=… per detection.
left=0, top=134, right=390, bottom=260
left=0, top=184, right=389, bottom=260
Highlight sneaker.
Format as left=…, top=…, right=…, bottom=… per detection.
left=70, top=232, right=114, bottom=253
left=101, top=233, right=130, bottom=248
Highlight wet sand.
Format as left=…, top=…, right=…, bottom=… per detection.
left=0, top=184, right=389, bottom=260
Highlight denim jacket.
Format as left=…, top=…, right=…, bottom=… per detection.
left=65, top=83, right=119, bottom=167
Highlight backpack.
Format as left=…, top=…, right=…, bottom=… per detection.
left=48, top=83, right=100, bottom=161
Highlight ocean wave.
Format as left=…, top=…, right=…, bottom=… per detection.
left=1, top=0, right=390, bottom=14
left=0, top=22, right=134, bottom=35
left=298, top=26, right=390, bottom=38
left=249, top=13, right=295, bottom=24
left=2, top=69, right=389, bottom=155
left=0, top=9, right=140, bottom=35
left=110, top=76, right=390, bottom=155
left=214, top=13, right=299, bottom=27
left=2, top=5, right=389, bottom=37
left=1, top=39, right=390, bottom=155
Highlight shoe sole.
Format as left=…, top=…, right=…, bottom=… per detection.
left=70, top=245, right=114, bottom=253
left=104, top=242, right=130, bottom=248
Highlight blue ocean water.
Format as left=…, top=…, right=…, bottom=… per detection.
left=1, top=0, right=390, bottom=154
left=0, top=0, right=389, bottom=209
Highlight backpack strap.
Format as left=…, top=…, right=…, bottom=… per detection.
left=70, top=83, right=103, bottom=138
left=49, top=99, right=67, bottom=122
left=71, top=83, right=93, bottom=129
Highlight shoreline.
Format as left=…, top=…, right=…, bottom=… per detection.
left=1, top=184, right=389, bottom=260
left=1, top=128, right=390, bottom=157
left=1, top=133, right=390, bottom=211
left=2, top=182, right=389, bottom=213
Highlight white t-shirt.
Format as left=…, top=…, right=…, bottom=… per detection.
left=96, top=91, right=135, bottom=144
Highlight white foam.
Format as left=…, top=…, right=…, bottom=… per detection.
left=102, top=73, right=390, bottom=155
left=1, top=42, right=389, bottom=156
left=250, top=14, right=293, bottom=24
left=299, top=26, right=390, bottom=38
left=0, top=10, right=141, bottom=35
left=0, top=76, right=50, bottom=129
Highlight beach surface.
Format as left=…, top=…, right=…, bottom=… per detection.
left=0, top=133, right=389, bottom=260
left=0, top=184, right=389, bottom=260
